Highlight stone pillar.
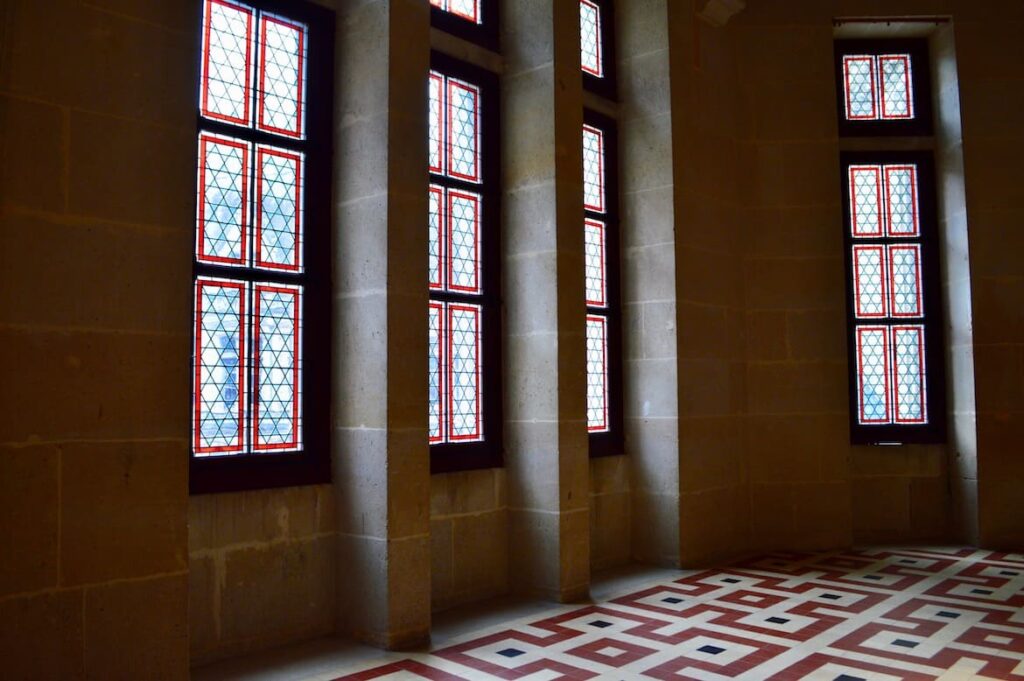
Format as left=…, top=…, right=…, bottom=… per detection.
left=618, top=0, right=682, bottom=566
left=503, top=0, right=590, bottom=601
left=332, top=0, right=432, bottom=649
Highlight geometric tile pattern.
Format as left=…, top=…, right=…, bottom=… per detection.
left=257, top=14, right=306, bottom=139
left=583, top=124, right=605, bottom=213
left=256, top=146, right=303, bottom=271
left=254, top=284, right=301, bottom=450
left=843, top=53, right=915, bottom=122
left=194, top=279, right=246, bottom=455
left=586, top=315, right=608, bottom=432
left=430, top=0, right=481, bottom=24
left=580, top=0, right=603, bottom=78
left=337, top=548, right=1024, bottom=680
left=201, top=0, right=254, bottom=126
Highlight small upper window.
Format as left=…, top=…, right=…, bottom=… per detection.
left=579, top=0, right=616, bottom=100
left=835, top=39, right=932, bottom=136
left=430, top=0, right=498, bottom=51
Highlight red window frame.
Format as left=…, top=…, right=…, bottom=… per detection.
left=835, top=39, right=933, bottom=137
left=190, top=0, right=333, bottom=494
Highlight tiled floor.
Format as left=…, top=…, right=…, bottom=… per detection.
left=200, top=548, right=1024, bottom=680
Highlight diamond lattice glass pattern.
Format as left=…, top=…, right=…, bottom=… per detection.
left=202, top=0, right=254, bottom=125
left=889, top=245, right=922, bottom=317
left=447, top=79, right=480, bottom=182
left=580, top=0, right=603, bottom=78
left=429, top=74, right=444, bottom=174
left=448, top=304, right=481, bottom=441
left=448, top=191, right=481, bottom=293
left=853, top=245, right=887, bottom=318
left=843, top=56, right=876, bottom=120
left=254, top=285, right=301, bottom=450
left=585, top=219, right=606, bottom=307
left=842, top=53, right=915, bottom=122
left=850, top=166, right=882, bottom=237
left=431, top=0, right=481, bottom=23
left=257, top=14, right=306, bottom=138
left=194, top=279, right=246, bottom=454
left=586, top=316, right=608, bottom=432
left=856, top=326, right=890, bottom=424
left=880, top=55, right=913, bottom=120
left=428, top=303, right=444, bottom=443
left=893, top=326, right=926, bottom=423
left=583, top=125, right=605, bottom=213
left=256, top=146, right=302, bottom=271
left=429, top=186, right=444, bottom=289
left=198, top=134, right=249, bottom=265
left=885, top=166, right=919, bottom=236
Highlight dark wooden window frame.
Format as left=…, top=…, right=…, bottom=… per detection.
left=190, top=0, right=334, bottom=494
left=429, top=51, right=504, bottom=475
left=585, top=109, right=624, bottom=458
left=834, top=38, right=933, bottom=138
left=839, top=150, right=947, bottom=446
left=581, top=0, right=617, bottom=101
left=430, top=0, right=499, bottom=53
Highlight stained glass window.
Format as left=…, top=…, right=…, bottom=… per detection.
left=430, top=0, right=481, bottom=24
left=193, top=0, right=322, bottom=469
left=842, top=53, right=914, bottom=122
left=583, top=114, right=620, bottom=443
left=580, top=0, right=603, bottom=78
left=428, top=58, right=496, bottom=453
left=843, top=159, right=936, bottom=435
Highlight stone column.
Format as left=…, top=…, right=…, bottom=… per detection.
left=503, top=0, right=590, bottom=601
left=331, top=0, right=432, bottom=649
left=618, top=0, right=682, bottom=566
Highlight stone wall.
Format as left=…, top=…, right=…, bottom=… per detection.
left=0, top=0, right=194, bottom=677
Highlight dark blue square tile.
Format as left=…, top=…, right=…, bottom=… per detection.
left=766, top=616, right=789, bottom=624
left=498, top=648, right=525, bottom=658
left=893, top=639, right=918, bottom=648
left=589, top=620, right=612, bottom=628
left=821, top=593, right=841, bottom=600
left=937, top=611, right=959, bottom=619
left=1002, top=570, right=1018, bottom=576
left=722, top=578, right=740, bottom=584
left=698, top=645, right=725, bottom=655
left=972, top=588, right=992, bottom=595
left=662, top=597, right=683, bottom=604
left=834, top=675, right=866, bottom=681
left=864, top=574, right=882, bottom=580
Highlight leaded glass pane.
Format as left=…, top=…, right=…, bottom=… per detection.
left=849, top=165, right=882, bottom=238
left=448, top=304, right=481, bottom=441
left=583, top=125, right=605, bottom=213
left=254, top=284, right=301, bottom=450
left=447, top=79, right=480, bottom=182
left=198, top=134, right=249, bottom=266
left=889, top=245, right=922, bottom=317
left=429, top=186, right=444, bottom=289
left=429, top=303, right=445, bottom=443
left=880, top=55, right=913, bottom=120
left=853, top=245, right=887, bottom=318
left=893, top=326, right=926, bottom=423
left=448, top=0, right=480, bottom=23
left=856, top=326, right=890, bottom=424
left=256, top=146, right=303, bottom=271
left=429, top=73, right=444, bottom=175
left=202, top=0, right=254, bottom=126
left=885, top=165, right=919, bottom=236
left=448, top=190, right=481, bottom=293
left=585, top=219, right=606, bottom=307
left=586, top=315, right=608, bottom=432
left=843, top=56, right=876, bottom=121
left=257, top=14, right=306, bottom=138
left=194, top=279, right=246, bottom=454
left=580, top=0, right=603, bottom=78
